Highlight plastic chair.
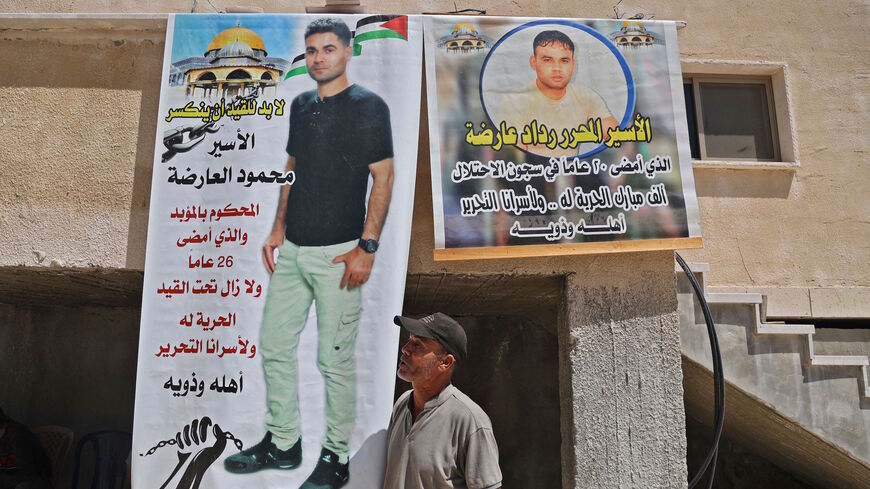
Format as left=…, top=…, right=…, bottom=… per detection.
left=32, top=425, right=74, bottom=488
left=71, top=431, right=132, bottom=489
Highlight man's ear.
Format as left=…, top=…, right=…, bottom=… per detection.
left=440, top=353, right=456, bottom=371
left=345, top=44, right=353, bottom=60
left=529, top=54, right=536, bottom=71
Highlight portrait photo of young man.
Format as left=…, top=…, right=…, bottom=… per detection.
left=498, top=29, right=620, bottom=157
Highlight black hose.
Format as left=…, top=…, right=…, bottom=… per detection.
left=676, top=252, right=725, bottom=489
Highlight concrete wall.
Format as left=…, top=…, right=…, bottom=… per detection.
left=0, top=28, right=160, bottom=270
left=561, top=265, right=688, bottom=488
left=1, top=0, right=867, bottom=288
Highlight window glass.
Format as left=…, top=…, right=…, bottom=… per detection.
left=699, top=83, right=775, bottom=160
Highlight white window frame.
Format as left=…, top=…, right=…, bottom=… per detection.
left=681, top=60, right=799, bottom=170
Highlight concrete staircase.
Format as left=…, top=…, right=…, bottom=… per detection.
left=678, top=262, right=870, bottom=399
left=676, top=262, right=870, bottom=489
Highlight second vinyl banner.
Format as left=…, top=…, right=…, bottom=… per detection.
left=424, top=16, right=702, bottom=259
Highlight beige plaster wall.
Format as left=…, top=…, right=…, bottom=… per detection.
left=1, top=0, right=867, bottom=290
left=0, top=30, right=161, bottom=269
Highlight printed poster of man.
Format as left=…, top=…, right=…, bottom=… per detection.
left=132, top=14, right=422, bottom=489
left=424, top=17, right=702, bottom=259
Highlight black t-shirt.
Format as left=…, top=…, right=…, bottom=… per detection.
left=285, top=84, right=393, bottom=246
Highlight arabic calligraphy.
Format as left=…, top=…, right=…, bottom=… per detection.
left=167, top=166, right=294, bottom=189
left=452, top=156, right=607, bottom=184
left=208, top=130, right=256, bottom=158
left=170, top=203, right=260, bottom=223
left=154, top=336, right=257, bottom=359
left=165, top=98, right=286, bottom=123
left=162, top=371, right=245, bottom=397
left=509, top=213, right=628, bottom=241
left=156, top=278, right=263, bottom=299
left=464, top=113, right=652, bottom=151
left=459, top=183, right=670, bottom=217
left=176, top=227, right=249, bottom=248
left=451, top=154, right=670, bottom=184
left=179, top=311, right=237, bottom=331
left=608, top=154, right=673, bottom=179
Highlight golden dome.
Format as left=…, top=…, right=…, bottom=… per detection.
left=207, top=26, right=265, bottom=53
left=452, top=22, right=477, bottom=34
left=620, top=20, right=644, bottom=29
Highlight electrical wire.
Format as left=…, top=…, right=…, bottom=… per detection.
left=675, top=252, right=725, bottom=489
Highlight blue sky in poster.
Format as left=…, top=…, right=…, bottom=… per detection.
left=170, top=14, right=300, bottom=63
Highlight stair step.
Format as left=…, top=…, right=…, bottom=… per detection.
left=753, top=305, right=815, bottom=334
left=706, top=292, right=763, bottom=304
left=757, top=323, right=816, bottom=335
left=811, top=355, right=870, bottom=367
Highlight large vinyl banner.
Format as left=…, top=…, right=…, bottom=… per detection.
left=133, top=14, right=422, bottom=488
left=424, top=17, right=702, bottom=260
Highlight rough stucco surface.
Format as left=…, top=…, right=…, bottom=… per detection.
left=0, top=87, right=141, bottom=268
left=562, top=262, right=687, bottom=488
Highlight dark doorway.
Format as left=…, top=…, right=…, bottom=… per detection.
left=400, top=273, right=563, bottom=488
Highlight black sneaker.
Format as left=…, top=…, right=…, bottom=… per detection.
left=224, top=432, right=301, bottom=473
left=298, top=448, right=349, bottom=489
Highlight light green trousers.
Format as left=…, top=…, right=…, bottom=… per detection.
left=260, top=239, right=361, bottom=462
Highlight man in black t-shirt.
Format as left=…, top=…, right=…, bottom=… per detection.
left=224, top=18, right=394, bottom=489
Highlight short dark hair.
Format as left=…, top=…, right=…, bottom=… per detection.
left=305, top=18, right=352, bottom=46
left=533, top=30, right=574, bottom=55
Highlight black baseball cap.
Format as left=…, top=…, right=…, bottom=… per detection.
left=394, top=312, right=467, bottom=360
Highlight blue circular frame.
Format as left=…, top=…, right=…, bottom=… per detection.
left=479, top=19, right=636, bottom=159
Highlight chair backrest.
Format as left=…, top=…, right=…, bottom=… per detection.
left=33, top=425, right=75, bottom=488
left=72, top=431, right=132, bottom=489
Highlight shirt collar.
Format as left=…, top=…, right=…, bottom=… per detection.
left=407, top=384, right=455, bottom=415
left=318, top=83, right=355, bottom=103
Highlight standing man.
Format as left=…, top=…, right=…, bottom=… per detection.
left=384, top=313, right=502, bottom=489
left=224, top=18, right=394, bottom=489
left=500, top=30, right=619, bottom=156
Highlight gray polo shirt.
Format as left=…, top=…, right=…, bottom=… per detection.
left=383, top=384, right=502, bottom=489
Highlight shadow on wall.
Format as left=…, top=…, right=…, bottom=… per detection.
left=394, top=314, right=562, bottom=488
left=685, top=415, right=819, bottom=489
left=348, top=429, right=388, bottom=488
left=0, top=301, right=140, bottom=489
left=693, top=168, right=793, bottom=199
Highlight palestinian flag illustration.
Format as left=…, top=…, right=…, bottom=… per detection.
left=285, top=15, right=408, bottom=79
